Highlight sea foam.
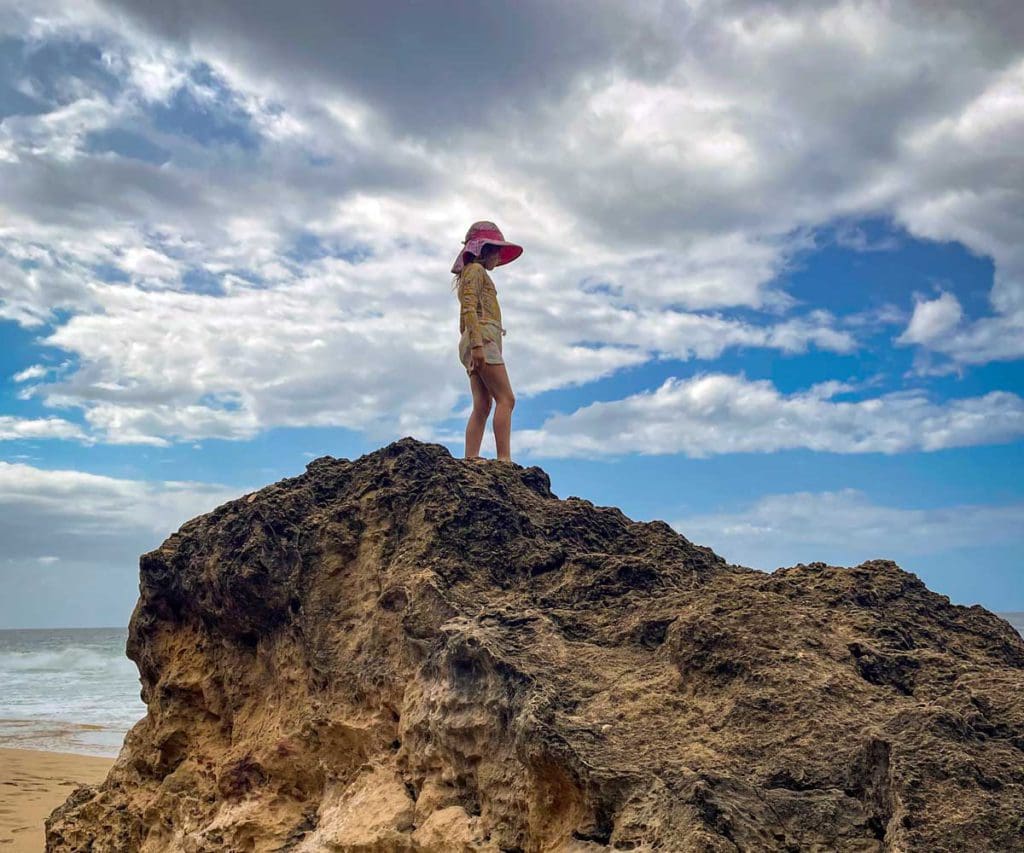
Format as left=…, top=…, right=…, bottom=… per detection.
left=0, top=627, right=146, bottom=756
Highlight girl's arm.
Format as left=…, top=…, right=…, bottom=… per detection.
left=459, top=265, right=485, bottom=349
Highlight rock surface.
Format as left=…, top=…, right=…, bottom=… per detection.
left=46, top=437, right=1024, bottom=852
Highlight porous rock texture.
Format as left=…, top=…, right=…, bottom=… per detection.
left=47, top=438, right=1024, bottom=852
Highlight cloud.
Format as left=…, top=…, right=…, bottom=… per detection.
left=896, top=291, right=963, bottom=345
left=832, top=223, right=901, bottom=252
left=887, top=55, right=1024, bottom=365
left=12, top=364, right=52, bottom=381
left=0, top=1, right=1022, bottom=446
left=92, top=0, right=645, bottom=139
left=0, top=415, right=89, bottom=441
left=512, top=372, right=1024, bottom=459
left=0, top=459, right=247, bottom=562
left=672, top=488, right=1024, bottom=571
left=0, top=457, right=250, bottom=626
left=3, top=242, right=859, bottom=445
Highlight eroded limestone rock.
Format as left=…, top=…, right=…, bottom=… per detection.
left=46, top=438, right=1024, bottom=851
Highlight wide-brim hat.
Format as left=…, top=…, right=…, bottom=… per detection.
left=451, top=220, right=523, bottom=274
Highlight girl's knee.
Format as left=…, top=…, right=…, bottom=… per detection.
left=499, top=393, right=516, bottom=410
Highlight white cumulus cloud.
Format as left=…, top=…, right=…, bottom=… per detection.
left=896, top=291, right=963, bottom=345
left=513, top=372, right=1024, bottom=459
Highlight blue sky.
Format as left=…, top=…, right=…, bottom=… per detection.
left=0, top=1, right=1021, bottom=627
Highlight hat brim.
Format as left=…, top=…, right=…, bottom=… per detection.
left=451, top=239, right=523, bottom=274
left=488, top=242, right=523, bottom=266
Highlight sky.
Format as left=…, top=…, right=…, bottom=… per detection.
left=0, top=0, right=1022, bottom=628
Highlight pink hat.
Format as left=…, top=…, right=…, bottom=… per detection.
left=450, top=220, right=523, bottom=274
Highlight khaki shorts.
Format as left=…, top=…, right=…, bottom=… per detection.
left=459, top=327, right=504, bottom=375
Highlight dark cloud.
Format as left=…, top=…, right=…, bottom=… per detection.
left=97, top=0, right=665, bottom=137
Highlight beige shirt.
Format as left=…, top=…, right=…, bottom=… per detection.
left=457, top=261, right=504, bottom=349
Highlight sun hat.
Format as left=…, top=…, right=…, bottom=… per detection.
left=450, top=220, right=523, bottom=274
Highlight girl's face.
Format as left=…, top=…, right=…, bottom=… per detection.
left=479, top=244, right=500, bottom=269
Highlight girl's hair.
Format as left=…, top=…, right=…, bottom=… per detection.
left=450, top=257, right=469, bottom=293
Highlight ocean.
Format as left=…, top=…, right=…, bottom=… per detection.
left=0, top=627, right=145, bottom=757
left=2, top=615, right=1023, bottom=758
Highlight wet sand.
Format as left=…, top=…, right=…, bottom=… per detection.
left=0, top=747, right=113, bottom=852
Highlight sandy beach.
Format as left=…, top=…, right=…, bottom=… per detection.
left=0, top=748, right=113, bottom=852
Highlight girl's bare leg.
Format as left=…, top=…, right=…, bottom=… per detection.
left=477, top=362, right=516, bottom=461
left=464, top=370, right=492, bottom=458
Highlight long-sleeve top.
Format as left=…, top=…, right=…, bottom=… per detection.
left=457, top=261, right=504, bottom=349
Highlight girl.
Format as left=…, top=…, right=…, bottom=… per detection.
left=450, top=220, right=523, bottom=463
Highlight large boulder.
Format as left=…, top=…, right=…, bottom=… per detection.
left=47, top=438, right=1024, bottom=851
